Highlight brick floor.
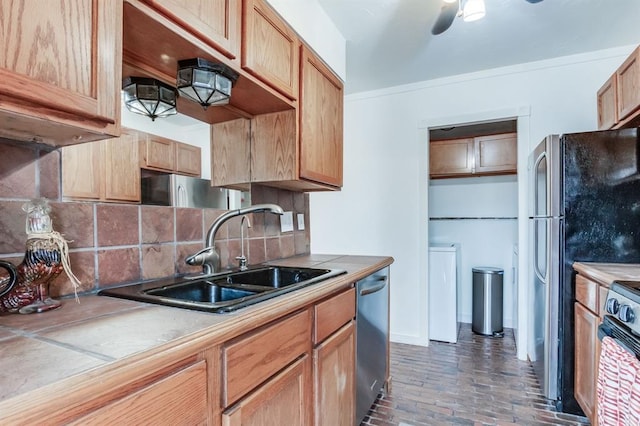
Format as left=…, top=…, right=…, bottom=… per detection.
left=361, top=324, right=590, bottom=426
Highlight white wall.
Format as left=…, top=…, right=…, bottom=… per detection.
left=310, top=45, right=636, bottom=358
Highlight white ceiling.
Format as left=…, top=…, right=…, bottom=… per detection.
left=317, top=0, right=640, bottom=94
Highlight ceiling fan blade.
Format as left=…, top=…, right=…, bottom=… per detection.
left=431, top=2, right=459, bottom=35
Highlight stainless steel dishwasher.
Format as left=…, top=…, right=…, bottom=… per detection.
left=356, top=266, right=389, bottom=424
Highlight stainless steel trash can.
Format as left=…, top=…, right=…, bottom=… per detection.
left=472, top=267, right=504, bottom=336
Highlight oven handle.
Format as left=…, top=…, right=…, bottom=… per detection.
left=598, top=321, right=637, bottom=356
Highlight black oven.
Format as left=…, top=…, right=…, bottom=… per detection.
left=599, top=280, right=640, bottom=358
left=598, top=315, right=640, bottom=359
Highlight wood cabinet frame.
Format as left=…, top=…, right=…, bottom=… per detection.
left=0, top=0, right=122, bottom=146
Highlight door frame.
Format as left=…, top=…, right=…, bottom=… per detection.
left=418, top=105, right=530, bottom=360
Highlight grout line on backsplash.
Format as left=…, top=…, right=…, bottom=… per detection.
left=92, top=204, right=99, bottom=286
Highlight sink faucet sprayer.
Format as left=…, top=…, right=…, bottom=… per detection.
left=236, top=216, right=251, bottom=270
left=185, top=204, right=284, bottom=275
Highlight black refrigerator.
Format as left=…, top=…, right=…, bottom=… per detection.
left=529, top=128, right=640, bottom=415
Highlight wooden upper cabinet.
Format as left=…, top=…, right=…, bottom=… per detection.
left=299, top=45, right=344, bottom=188
left=430, top=133, right=516, bottom=179
left=211, top=118, right=252, bottom=190
left=242, top=0, right=299, bottom=100
left=597, top=74, right=618, bottom=130
left=617, top=46, right=640, bottom=121
left=62, top=130, right=141, bottom=203
left=251, top=109, right=297, bottom=183
left=104, top=130, right=142, bottom=202
left=143, top=0, right=241, bottom=61
left=430, top=138, right=474, bottom=177
left=597, top=45, right=640, bottom=130
left=141, top=133, right=176, bottom=172
left=0, top=0, right=121, bottom=146
left=175, top=143, right=202, bottom=176
left=474, top=133, right=517, bottom=174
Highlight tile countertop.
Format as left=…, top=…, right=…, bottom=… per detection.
left=0, top=254, right=393, bottom=407
left=573, top=262, right=640, bottom=287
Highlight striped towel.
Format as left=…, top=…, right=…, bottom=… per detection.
left=597, top=336, right=640, bottom=425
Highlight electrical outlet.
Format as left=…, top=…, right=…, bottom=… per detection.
left=297, top=213, right=305, bottom=230
left=280, top=211, right=294, bottom=233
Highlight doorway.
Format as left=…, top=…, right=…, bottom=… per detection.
left=427, top=119, right=519, bottom=344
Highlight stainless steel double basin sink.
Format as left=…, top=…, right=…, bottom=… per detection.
left=99, top=266, right=346, bottom=313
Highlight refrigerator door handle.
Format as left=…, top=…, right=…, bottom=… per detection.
left=177, top=184, right=187, bottom=208
left=533, top=232, right=547, bottom=284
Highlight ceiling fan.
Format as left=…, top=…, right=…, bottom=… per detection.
left=431, top=0, right=544, bottom=35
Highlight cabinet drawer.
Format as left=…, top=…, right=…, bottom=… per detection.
left=223, top=309, right=311, bottom=406
left=314, top=288, right=355, bottom=344
left=69, top=360, right=208, bottom=425
left=575, top=275, right=598, bottom=313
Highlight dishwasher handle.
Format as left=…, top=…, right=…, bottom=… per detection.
left=359, top=276, right=388, bottom=296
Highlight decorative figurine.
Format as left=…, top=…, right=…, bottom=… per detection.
left=0, top=198, right=80, bottom=314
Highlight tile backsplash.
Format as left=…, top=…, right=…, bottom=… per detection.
left=0, top=140, right=310, bottom=298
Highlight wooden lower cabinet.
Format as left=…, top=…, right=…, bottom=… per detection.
left=573, top=272, right=607, bottom=425
left=1, top=287, right=362, bottom=425
left=313, top=322, right=355, bottom=426
left=69, top=360, right=209, bottom=425
left=222, top=355, right=312, bottom=426
left=574, top=302, right=598, bottom=423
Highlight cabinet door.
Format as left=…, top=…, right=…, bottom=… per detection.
left=144, top=0, right=241, bottom=60
left=142, top=134, right=176, bottom=171
left=62, top=141, right=104, bottom=200
left=251, top=110, right=297, bottom=183
left=299, top=45, right=344, bottom=188
left=313, top=322, right=355, bottom=426
left=574, top=302, right=598, bottom=423
left=211, top=118, right=252, bottom=190
left=429, top=138, right=474, bottom=177
left=69, top=360, right=208, bottom=425
left=617, top=46, right=640, bottom=121
left=474, top=133, right=517, bottom=174
left=222, top=355, right=312, bottom=426
left=0, top=0, right=121, bottom=145
left=242, top=0, right=299, bottom=100
left=597, top=75, right=618, bottom=130
left=223, top=309, right=311, bottom=406
left=175, top=142, right=202, bottom=176
left=104, top=131, right=141, bottom=202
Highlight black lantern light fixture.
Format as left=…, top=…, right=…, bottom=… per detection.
left=177, top=58, right=239, bottom=109
left=122, top=77, right=177, bottom=121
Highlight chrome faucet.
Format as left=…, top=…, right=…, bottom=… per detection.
left=185, top=203, right=284, bottom=275
left=236, top=216, right=251, bottom=270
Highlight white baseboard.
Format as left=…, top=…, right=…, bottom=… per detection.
left=390, top=333, right=429, bottom=347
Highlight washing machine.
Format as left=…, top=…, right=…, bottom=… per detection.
left=428, top=243, right=460, bottom=343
